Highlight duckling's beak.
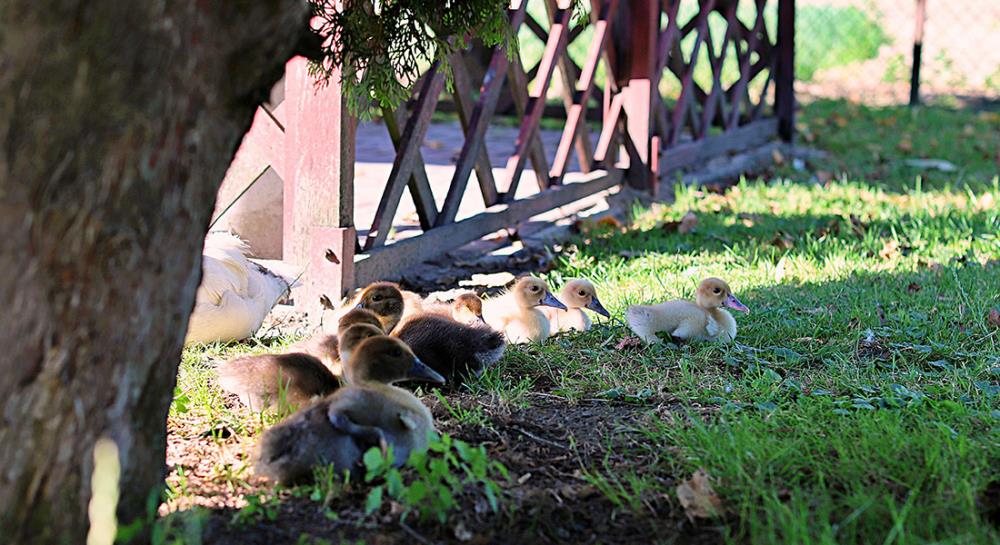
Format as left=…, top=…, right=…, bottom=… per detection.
left=407, top=357, right=446, bottom=384
left=724, top=294, right=749, bottom=313
left=586, top=296, right=611, bottom=318
left=477, top=315, right=488, bottom=325
left=540, top=291, right=567, bottom=310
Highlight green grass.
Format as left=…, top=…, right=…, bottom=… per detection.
left=174, top=101, right=999, bottom=543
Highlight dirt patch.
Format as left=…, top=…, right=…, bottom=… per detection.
left=168, top=396, right=723, bottom=544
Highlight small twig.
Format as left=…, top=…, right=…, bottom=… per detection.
left=511, top=425, right=569, bottom=452
left=399, top=520, right=437, bottom=545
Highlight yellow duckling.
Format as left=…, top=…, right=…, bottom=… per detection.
left=540, top=278, right=611, bottom=333
left=626, top=277, right=748, bottom=344
left=482, top=276, right=567, bottom=343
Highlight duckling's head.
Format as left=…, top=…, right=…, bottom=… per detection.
left=354, top=282, right=405, bottom=332
left=696, top=278, right=749, bottom=313
left=513, top=276, right=567, bottom=310
left=452, top=293, right=486, bottom=325
left=560, top=279, right=611, bottom=317
left=338, top=308, right=384, bottom=335
left=338, top=323, right=385, bottom=365
left=346, top=335, right=445, bottom=385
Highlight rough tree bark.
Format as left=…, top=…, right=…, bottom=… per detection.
left=0, top=1, right=309, bottom=542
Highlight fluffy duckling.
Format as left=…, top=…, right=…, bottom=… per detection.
left=326, top=336, right=445, bottom=467
left=626, top=277, right=748, bottom=344
left=185, top=232, right=300, bottom=345
left=426, top=293, right=487, bottom=326
left=346, top=282, right=406, bottom=333
left=394, top=315, right=505, bottom=385
left=290, top=308, right=384, bottom=373
left=541, top=279, right=611, bottom=333
left=482, top=276, right=567, bottom=343
left=217, top=352, right=339, bottom=411
left=255, top=398, right=386, bottom=485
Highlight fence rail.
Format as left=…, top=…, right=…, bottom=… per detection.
left=216, top=0, right=795, bottom=319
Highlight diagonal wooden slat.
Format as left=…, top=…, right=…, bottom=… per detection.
left=436, top=4, right=529, bottom=226
left=594, top=91, right=624, bottom=163
left=501, top=1, right=573, bottom=202
left=549, top=0, right=617, bottom=180
left=668, top=0, right=714, bottom=144
left=698, top=2, right=737, bottom=135
left=506, top=50, right=552, bottom=192
left=365, top=65, right=447, bottom=250
left=382, top=106, right=438, bottom=230
left=545, top=0, right=598, bottom=179
left=726, top=0, right=767, bottom=128
left=449, top=53, right=499, bottom=206
left=525, top=13, right=549, bottom=42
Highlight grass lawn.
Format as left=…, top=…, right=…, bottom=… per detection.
left=154, top=101, right=999, bottom=545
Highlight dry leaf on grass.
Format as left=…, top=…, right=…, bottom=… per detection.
left=676, top=469, right=723, bottom=521
left=615, top=336, right=643, bottom=350
left=771, top=148, right=785, bottom=166
left=879, top=239, right=900, bottom=260
left=771, top=232, right=794, bottom=250
left=679, top=211, right=698, bottom=234
left=896, top=137, right=914, bottom=153
left=988, top=308, right=1000, bottom=329
left=906, top=282, right=922, bottom=294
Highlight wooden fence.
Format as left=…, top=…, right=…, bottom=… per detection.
left=218, top=0, right=795, bottom=319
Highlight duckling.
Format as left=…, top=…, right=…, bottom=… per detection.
left=344, top=282, right=406, bottom=333
left=185, top=232, right=300, bottom=345
left=255, top=398, right=386, bottom=485
left=482, top=276, right=567, bottom=343
left=217, top=352, right=339, bottom=411
left=541, top=279, right=611, bottom=333
left=289, top=308, right=384, bottom=373
left=421, top=292, right=487, bottom=326
left=326, top=335, right=445, bottom=467
left=625, top=277, right=748, bottom=344
left=394, top=314, right=505, bottom=385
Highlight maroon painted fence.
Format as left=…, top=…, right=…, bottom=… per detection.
left=220, top=0, right=795, bottom=319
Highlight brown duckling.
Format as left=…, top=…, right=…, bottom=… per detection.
left=482, top=276, right=566, bottom=343
left=326, top=335, right=445, bottom=467
left=217, top=352, right=339, bottom=411
left=626, top=277, right=748, bottom=344
left=393, top=314, right=505, bottom=386
left=346, top=282, right=406, bottom=333
left=540, top=278, right=611, bottom=333
left=286, top=308, right=384, bottom=376
left=421, top=292, right=487, bottom=326
left=255, top=335, right=444, bottom=483
left=255, top=398, right=385, bottom=485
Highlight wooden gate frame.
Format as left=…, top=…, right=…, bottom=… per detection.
left=224, top=0, right=795, bottom=320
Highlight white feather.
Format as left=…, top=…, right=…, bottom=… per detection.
left=184, top=232, right=299, bottom=345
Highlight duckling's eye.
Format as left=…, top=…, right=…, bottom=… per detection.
left=391, top=348, right=402, bottom=357
left=713, top=288, right=722, bottom=294
left=578, top=290, right=587, bottom=297
left=529, top=286, right=539, bottom=292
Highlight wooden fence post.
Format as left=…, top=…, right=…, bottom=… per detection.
left=283, top=56, right=356, bottom=321
left=775, top=0, right=796, bottom=142
left=619, top=0, right=659, bottom=192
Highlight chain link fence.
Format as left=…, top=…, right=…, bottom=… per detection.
left=795, top=0, right=1000, bottom=105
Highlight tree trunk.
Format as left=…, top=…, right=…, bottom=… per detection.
left=0, top=1, right=308, bottom=542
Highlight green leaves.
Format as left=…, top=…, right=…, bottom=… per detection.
left=357, top=434, right=508, bottom=523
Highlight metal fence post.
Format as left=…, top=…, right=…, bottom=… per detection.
left=283, top=56, right=356, bottom=321
left=776, top=0, right=796, bottom=142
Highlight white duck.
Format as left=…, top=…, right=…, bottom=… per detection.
left=625, top=277, right=748, bottom=344
left=184, top=232, right=300, bottom=345
left=482, top=276, right=566, bottom=344
left=540, top=278, right=611, bottom=333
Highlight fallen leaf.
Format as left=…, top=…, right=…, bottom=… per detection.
left=974, top=193, right=995, bottom=211
left=660, top=220, right=681, bottom=233
left=907, top=282, right=922, bottom=294
left=897, top=137, right=913, bottom=153
left=676, top=469, right=723, bottom=521
left=678, top=211, right=698, bottom=234
left=597, top=216, right=623, bottom=230
left=849, top=215, right=867, bottom=237
left=615, top=336, right=643, bottom=350
left=771, top=148, right=785, bottom=166
left=830, top=113, right=848, bottom=127
left=774, top=256, right=787, bottom=282
left=771, top=232, right=794, bottom=250
left=817, top=218, right=840, bottom=237
left=989, top=309, right=1000, bottom=329
left=879, top=239, right=900, bottom=260
left=453, top=522, right=473, bottom=542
